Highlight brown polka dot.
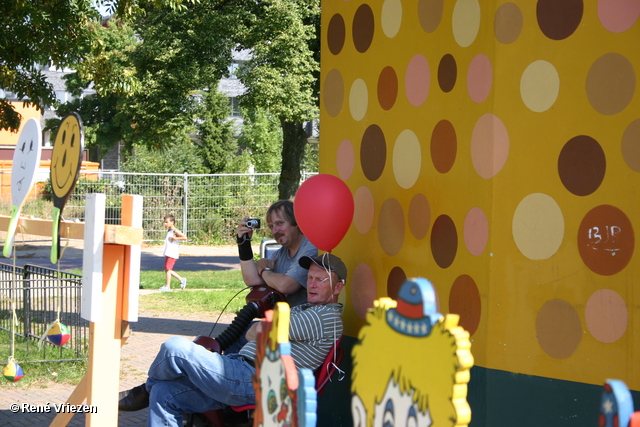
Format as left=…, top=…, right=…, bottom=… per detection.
left=622, top=119, right=640, bottom=173
left=353, top=4, right=375, bottom=53
left=387, top=266, right=407, bottom=299
left=494, top=2, right=523, bottom=44
left=431, top=120, right=457, bottom=173
left=558, top=135, right=606, bottom=196
left=536, top=0, right=583, bottom=40
left=430, top=214, right=457, bottom=268
left=586, top=52, right=636, bottom=116
left=437, top=54, right=457, bottom=93
left=578, top=205, right=635, bottom=276
left=408, top=193, right=431, bottom=240
left=327, top=14, right=346, bottom=55
left=323, top=68, right=344, bottom=117
left=377, top=66, right=398, bottom=110
left=378, top=198, right=405, bottom=256
left=536, top=299, right=582, bottom=359
left=449, top=274, right=481, bottom=336
left=360, top=125, right=387, bottom=181
left=418, top=0, right=444, bottom=33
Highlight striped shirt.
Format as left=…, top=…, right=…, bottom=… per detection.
left=239, top=303, right=343, bottom=371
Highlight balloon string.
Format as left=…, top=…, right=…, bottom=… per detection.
left=320, top=251, right=344, bottom=382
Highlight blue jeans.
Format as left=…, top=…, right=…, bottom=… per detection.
left=145, top=336, right=256, bottom=427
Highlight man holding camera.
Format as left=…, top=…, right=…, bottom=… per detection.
left=236, top=200, right=317, bottom=306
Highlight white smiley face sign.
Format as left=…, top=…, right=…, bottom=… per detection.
left=3, top=118, right=42, bottom=258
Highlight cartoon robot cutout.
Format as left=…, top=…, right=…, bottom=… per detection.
left=253, top=302, right=317, bottom=427
left=351, top=278, right=474, bottom=427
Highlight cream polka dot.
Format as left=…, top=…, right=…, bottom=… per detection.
left=512, top=193, right=564, bottom=260
left=382, top=0, right=402, bottom=38
left=520, top=60, right=560, bottom=113
left=452, top=0, right=481, bottom=47
left=349, top=78, right=369, bottom=121
left=392, top=129, right=422, bottom=189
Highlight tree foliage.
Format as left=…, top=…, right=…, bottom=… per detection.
left=238, top=107, right=282, bottom=173
left=234, top=0, right=320, bottom=198
left=0, top=0, right=99, bottom=131
left=120, top=137, right=207, bottom=174
left=196, top=88, right=238, bottom=173
left=6, top=0, right=321, bottom=192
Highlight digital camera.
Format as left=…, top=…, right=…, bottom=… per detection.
left=246, top=218, right=261, bottom=229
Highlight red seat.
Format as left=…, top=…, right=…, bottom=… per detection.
left=193, top=336, right=343, bottom=426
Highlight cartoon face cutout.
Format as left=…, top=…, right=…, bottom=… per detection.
left=352, top=375, right=432, bottom=427
left=259, top=356, right=293, bottom=427
left=374, top=376, right=431, bottom=427
left=51, top=113, right=83, bottom=199
left=10, top=118, right=42, bottom=206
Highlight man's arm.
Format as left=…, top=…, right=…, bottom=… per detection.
left=259, top=268, right=302, bottom=294
left=237, top=219, right=263, bottom=285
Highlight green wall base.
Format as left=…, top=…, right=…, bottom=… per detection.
left=315, top=336, right=640, bottom=426
left=468, top=365, right=639, bottom=427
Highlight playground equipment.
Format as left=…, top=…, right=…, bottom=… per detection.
left=0, top=193, right=143, bottom=426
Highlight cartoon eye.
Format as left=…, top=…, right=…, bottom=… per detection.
left=28, top=139, right=34, bottom=152
left=280, top=378, right=288, bottom=400
left=267, top=390, right=277, bottom=414
left=19, top=141, right=26, bottom=153
left=70, top=134, right=75, bottom=147
left=383, top=399, right=394, bottom=427
left=61, top=130, right=67, bottom=145
left=407, top=406, right=418, bottom=427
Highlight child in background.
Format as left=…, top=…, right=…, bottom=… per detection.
left=159, top=214, right=187, bottom=292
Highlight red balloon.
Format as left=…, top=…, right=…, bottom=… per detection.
left=294, top=174, right=354, bottom=252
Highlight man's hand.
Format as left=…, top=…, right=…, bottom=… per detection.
left=245, top=322, right=263, bottom=341
left=237, top=217, right=254, bottom=239
left=256, top=258, right=275, bottom=274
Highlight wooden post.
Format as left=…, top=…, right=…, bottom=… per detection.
left=44, top=194, right=143, bottom=427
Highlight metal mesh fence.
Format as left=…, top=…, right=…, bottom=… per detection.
left=0, top=171, right=315, bottom=243
left=0, top=263, right=87, bottom=362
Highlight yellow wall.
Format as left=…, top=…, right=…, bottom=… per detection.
left=320, top=0, right=640, bottom=389
left=0, top=103, right=41, bottom=146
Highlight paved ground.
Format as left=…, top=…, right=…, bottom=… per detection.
left=0, top=240, right=244, bottom=426
left=2, top=236, right=250, bottom=272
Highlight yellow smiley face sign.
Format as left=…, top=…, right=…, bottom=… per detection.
left=49, top=112, right=84, bottom=264
left=51, top=113, right=83, bottom=200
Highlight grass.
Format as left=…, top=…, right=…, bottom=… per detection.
left=0, top=331, right=87, bottom=389
left=0, top=268, right=248, bottom=390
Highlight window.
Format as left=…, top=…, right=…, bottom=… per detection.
left=229, top=97, right=242, bottom=117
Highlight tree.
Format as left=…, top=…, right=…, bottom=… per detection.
left=196, top=88, right=238, bottom=173
left=235, top=0, right=320, bottom=199
left=120, top=137, right=207, bottom=174
left=238, top=107, right=283, bottom=173
left=62, top=3, right=239, bottom=156
left=0, top=0, right=99, bottom=132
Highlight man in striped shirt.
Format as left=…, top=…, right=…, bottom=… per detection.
left=118, top=254, right=346, bottom=427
